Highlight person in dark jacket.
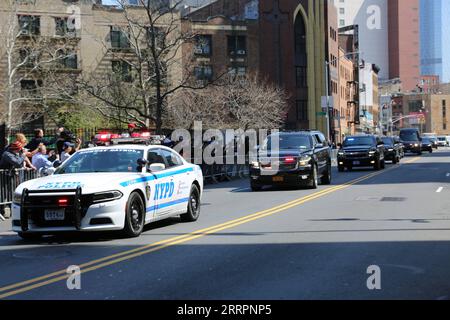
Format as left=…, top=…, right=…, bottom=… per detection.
left=25, top=128, right=62, bottom=152
left=0, top=142, right=26, bottom=169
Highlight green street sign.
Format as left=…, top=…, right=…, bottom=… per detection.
left=316, top=112, right=326, bottom=116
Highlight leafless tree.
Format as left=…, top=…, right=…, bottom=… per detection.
left=0, top=0, right=79, bottom=136
left=167, top=74, right=290, bottom=130
left=78, top=0, right=224, bottom=133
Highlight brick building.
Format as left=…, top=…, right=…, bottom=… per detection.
left=183, top=0, right=342, bottom=137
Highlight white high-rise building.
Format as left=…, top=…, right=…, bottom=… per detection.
left=336, top=0, right=389, bottom=80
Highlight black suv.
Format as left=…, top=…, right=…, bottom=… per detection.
left=250, top=131, right=331, bottom=191
left=399, top=128, right=422, bottom=155
left=381, top=136, right=401, bottom=164
left=337, top=135, right=386, bottom=171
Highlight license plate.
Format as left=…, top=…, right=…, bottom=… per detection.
left=44, top=209, right=65, bottom=221
left=273, top=176, right=284, bottom=182
left=353, top=161, right=360, bottom=165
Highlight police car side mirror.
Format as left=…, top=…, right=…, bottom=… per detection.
left=53, top=160, right=62, bottom=168
left=149, top=163, right=165, bottom=172
left=137, top=158, right=148, bottom=166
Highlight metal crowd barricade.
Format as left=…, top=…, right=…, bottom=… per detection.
left=0, top=168, right=39, bottom=220
left=197, top=154, right=250, bottom=184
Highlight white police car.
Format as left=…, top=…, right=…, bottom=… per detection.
left=11, top=145, right=203, bottom=239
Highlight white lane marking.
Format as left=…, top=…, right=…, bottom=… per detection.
left=231, top=187, right=250, bottom=192
left=436, top=187, right=444, bottom=193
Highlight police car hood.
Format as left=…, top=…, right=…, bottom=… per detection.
left=16, top=173, right=143, bottom=194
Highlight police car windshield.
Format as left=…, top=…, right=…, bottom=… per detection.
left=262, top=134, right=312, bottom=150
left=343, top=137, right=374, bottom=147
left=55, top=149, right=144, bottom=174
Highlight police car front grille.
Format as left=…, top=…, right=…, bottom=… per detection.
left=23, top=195, right=92, bottom=228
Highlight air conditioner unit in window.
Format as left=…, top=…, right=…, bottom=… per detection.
left=20, top=29, right=31, bottom=36
left=194, top=48, right=204, bottom=54
left=237, top=50, right=246, bottom=55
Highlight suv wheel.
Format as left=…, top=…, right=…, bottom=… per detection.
left=308, top=165, right=318, bottom=189
left=320, top=163, right=332, bottom=185
left=374, top=158, right=381, bottom=171
left=380, top=159, right=386, bottom=169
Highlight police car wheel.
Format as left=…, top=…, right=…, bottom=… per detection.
left=308, top=165, right=318, bottom=189
left=122, top=192, right=145, bottom=238
left=180, top=184, right=201, bottom=222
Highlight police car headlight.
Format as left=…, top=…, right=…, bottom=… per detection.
left=298, top=156, right=312, bottom=166
left=92, top=191, right=123, bottom=204
left=13, top=192, right=22, bottom=205
left=388, top=149, right=394, bottom=152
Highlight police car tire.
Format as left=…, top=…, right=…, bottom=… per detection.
left=320, top=164, right=332, bottom=185
left=122, top=192, right=145, bottom=238
left=180, top=184, right=201, bottom=222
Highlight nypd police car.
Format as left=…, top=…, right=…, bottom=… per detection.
left=11, top=145, right=203, bottom=239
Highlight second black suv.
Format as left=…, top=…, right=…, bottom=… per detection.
left=399, top=128, right=422, bottom=155
left=337, top=135, right=385, bottom=171
left=381, top=136, right=401, bottom=164
left=250, top=131, right=331, bottom=191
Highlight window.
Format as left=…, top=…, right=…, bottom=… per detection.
left=296, top=100, right=308, bottom=121
left=228, top=66, right=247, bottom=76
left=18, top=15, right=40, bottom=36
left=56, top=49, right=78, bottom=69
left=146, top=26, right=164, bottom=49
left=443, top=100, right=447, bottom=118
left=147, top=149, right=166, bottom=166
left=194, top=35, right=212, bottom=56
left=19, top=48, right=38, bottom=68
left=110, top=26, right=130, bottom=49
left=160, top=149, right=183, bottom=168
left=112, top=60, right=132, bottom=82
left=339, top=19, right=345, bottom=27
left=194, top=65, right=213, bottom=81
left=340, top=8, right=345, bottom=14
left=295, top=66, right=307, bottom=88
left=55, top=17, right=76, bottom=37
left=20, top=79, right=42, bottom=96
left=228, top=35, right=246, bottom=56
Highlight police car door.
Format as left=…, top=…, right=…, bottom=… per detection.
left=146, top=148, right=172, bottom=219
left=158, top=149, right=190, bottom=215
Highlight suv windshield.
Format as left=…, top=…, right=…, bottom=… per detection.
left=382, top=137, right=393, bottom=146
left=55, top=149, right=144, bottom=174
left=343, top=136, right=374, bottom=147
left=262, top=134, right=312, bottom=150
left=400, top=131, right=419, bottom=141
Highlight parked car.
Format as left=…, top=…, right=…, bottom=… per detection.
left=250, top=131, right=331, bottom=191
left=399, top=128, right=422, bottom=155
left=337, top=135, right=385, bottom=171
left=381, top=136, right=401, bottom=163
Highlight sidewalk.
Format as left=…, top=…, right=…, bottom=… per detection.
left=0, top=218, right=12, bottom=234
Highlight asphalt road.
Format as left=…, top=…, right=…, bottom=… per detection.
left=1, top=149, right=450, bottom=300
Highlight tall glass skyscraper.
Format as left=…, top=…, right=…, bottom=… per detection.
left=420, top=0, right=450, bottom=83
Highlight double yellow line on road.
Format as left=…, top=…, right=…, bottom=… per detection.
left=0, top=158, right=419, bottom=299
